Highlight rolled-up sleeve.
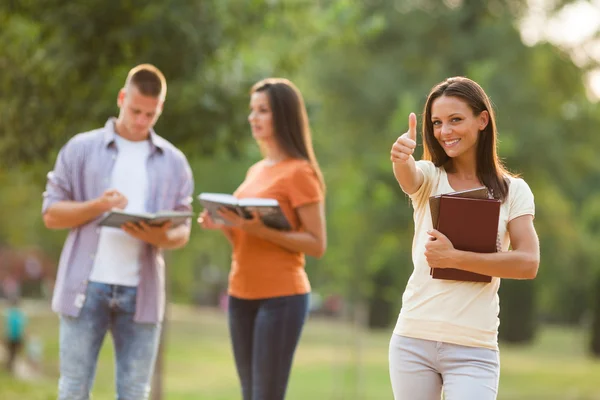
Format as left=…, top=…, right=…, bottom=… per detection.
left=42, top=143, right=75, bottom=214
left=174, top=155, right=194, bottom=225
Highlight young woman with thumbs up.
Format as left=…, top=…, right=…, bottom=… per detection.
left=388, top=76, right=540, bottom=400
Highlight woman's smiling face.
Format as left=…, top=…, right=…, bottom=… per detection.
left=431, top=95, right=489, bottom=160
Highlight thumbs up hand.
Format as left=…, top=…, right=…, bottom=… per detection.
left=390, top=113, right=418, bottom=164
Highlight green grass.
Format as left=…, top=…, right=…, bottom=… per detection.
left=2, top=302, right=600, bottom=399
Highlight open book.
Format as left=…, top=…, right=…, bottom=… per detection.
left=98, top=210, right=194, bottom=229
left=429, top=187, right=499, bottom=283
left=198, top=193, right=292, bottom=231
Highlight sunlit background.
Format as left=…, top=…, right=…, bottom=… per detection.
left=1, top=1, right=600, bottom=399
left=521, top=0, right=600, bottom=98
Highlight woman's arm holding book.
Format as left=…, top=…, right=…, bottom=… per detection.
left=197, top=210, right=234, bottom=246
left=425, top=214, right=540, bottom=279
left=218, top=202, right=327, bottom=258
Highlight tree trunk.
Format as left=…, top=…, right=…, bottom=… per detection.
left=151, top=321, right=166, bottom=400
left=498, top=279, right=537, bottom=344
left=352, top=300, right=368, bottom=400
left=151, top=254, right=171, bottom=400
left=367, top=267, right=395, bottom=329
left=589, top=270, right=600, bottom=357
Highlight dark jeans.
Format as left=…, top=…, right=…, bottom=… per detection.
left=228, top=293, right=309, bottom=400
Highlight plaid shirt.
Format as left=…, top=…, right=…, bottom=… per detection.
left=42, top=118, right=194, bottom=323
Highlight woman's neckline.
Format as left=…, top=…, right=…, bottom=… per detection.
left=263, top=157, right=294, bottom=167
left=442, top=166, right=483, bottom=193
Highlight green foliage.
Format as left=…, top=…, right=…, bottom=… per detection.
left=2, top=0, right=600, bottom=340
left=0, top=0, right=314, bottom=167
left=298, top=0, right=600, bottom=331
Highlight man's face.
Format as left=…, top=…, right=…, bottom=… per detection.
left=116, top=86, right=163, bottom=141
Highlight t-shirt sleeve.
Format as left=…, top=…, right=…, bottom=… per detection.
left=508, top=178, right=535, bottom=222
left=173, top=153, right=194, bottom=216
left=288, top=162, right=324, bottom=209
left=245, top=163, right=258, bottom=179
left=408, top=160, right=438, bottom=202
left=42, top=138, right=79, bottom=214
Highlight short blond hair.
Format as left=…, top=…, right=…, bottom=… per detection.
left=125, top=64, right=167, bottom=101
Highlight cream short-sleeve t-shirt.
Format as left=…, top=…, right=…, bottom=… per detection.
left=393, top=160, right=535, bottom=350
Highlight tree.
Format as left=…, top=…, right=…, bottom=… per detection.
left=590, top=269, right=600, bottom=357
left=0, top=1, right=323, bottom=397
left=298, top=0, right=600, bottom=334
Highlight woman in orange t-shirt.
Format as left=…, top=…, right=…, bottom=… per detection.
left=198, top=78, right=326, bottom=400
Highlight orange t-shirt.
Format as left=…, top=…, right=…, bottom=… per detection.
left=228, top=158, right=324, bottom=299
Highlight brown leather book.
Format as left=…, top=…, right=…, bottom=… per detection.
left=428, top=187, right=490, bottom=281
left=429, top=186, right=489, bottom=228
left=430, top=195, right=501, bottom=283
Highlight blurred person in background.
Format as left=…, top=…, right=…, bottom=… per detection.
left=4, top=295, right=27, bottom=374
left=42, top=64, right=194, bottom=400
left=198, top=78, right=327, bottom=400
left=388, top=77, right=540, bottom=400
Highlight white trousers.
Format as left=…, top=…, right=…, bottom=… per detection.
left=389, top=334, right=500, bottom=400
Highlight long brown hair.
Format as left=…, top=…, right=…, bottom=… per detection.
left=422, top=76, right=510, bottom=201
left=251, top=78, right=325, bottom=192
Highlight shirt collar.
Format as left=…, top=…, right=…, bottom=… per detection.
left=102, top=117, right=164, bottom=154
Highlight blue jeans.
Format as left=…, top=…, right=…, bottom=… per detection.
left=228, top=293, right=309, bottom=400
left=58, top=282, right=161, bottom=400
